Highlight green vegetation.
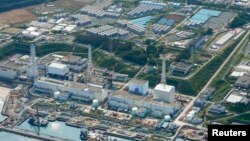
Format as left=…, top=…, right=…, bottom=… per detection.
left=0, top=42, right=138, bottom=77
left=0, top=0, right=55, bottom=12
left=93, top=51, right=139, bottom=77
left=228, top=113, right=250, bottom=124
left=229, top=12, right=250, bottom=28
left=0, top=42, right=86, bottom=58
left=175, top=48, right=191, bottom=62
left=202, top=28, right=213, bottom=36
left=75, top=34, right=165, bottom=66
left=75, top=34, right=148, bottom=65
left=225, top=103, right=250, bottom=114
left=210, top=34, right=249, bottom=101
left=189, top=39, right=241, bottom=94
left=219, top=113, right=250, bottom=124
left=187, top=0, right=227, bottom=8
left=140, top=36, right=242, bottom=95
left=163, top=0, right=186, bottom=3
left=139, top=73, right=161, bottom=87
left=210, top=80, right=230, bottom=102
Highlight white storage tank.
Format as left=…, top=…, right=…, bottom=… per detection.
left=131, top=107, right=138, bottom=115
left=54, top=91, right=60, bottom=99
left=186, top=113, right=194, bottom=121
left=92, top=99, right=99, bottom=107
left=164, top=115, right=171, bottom=122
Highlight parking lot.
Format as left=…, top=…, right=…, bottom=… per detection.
left=204, top=12, right=236, bottom=30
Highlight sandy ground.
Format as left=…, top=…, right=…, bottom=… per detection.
left=0, top=86, right=10, bottom=102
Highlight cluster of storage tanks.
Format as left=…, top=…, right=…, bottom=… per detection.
left=86, top=25, right=129, bottom=38
left=117, top=20, right=145, bottom=35
left=128, top=1, right=166, bottom=17
left=152, top=24, right=170, bottom=34
left=81, top=8, right=119, bottom=19
left=53, top=13, right=69, bottom=19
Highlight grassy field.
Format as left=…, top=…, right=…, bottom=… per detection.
left=216, top=113, right=250, bottom=124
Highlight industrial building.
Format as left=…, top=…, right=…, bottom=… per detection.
left=34, top=77, right=109, bottom=102
left=38, top=54, right=88, bottom=73
left=108, top=91, right=177, bottom=117
left=128, top=79, right=149, bottom=95
left=235, top=61, right=250, bottom=74
left=170, top=61, right=193, bottom=76
left=54, top=91, right=70, bottom=101
left=184, top=9, right=221, bottom=27
left=234, top=75, right=250, bottom=89
left=127, top=1, right=166, bottom=17
left=212, top=31, right=235, bottom=49
left=208, top=104, right=227, bottom=115
left=117, top=20, right=145, bottom=35
left=47, top=62, right=69, bottom=76
left=0, top=54, right=33, bottom=79
left=153, top=84, right=175, bottom=103
left=189, top=35, right=206, bottom=49
left=70, top=14, right=92, bottom=26
left=52, top=24, right=77, bottom=33
left=21, top=26, right=42, bottom=40
left=86, top=25, right=129, bottom=38
left=29, top=21, right=54, bottom=29
left=152, top=24, right=170, bottom=34
left=225, top=90, right=249, bottom=104
left=61, top=55, right=88, bottom=72
left=0, top=64, right=22, bottom=79
left=80, top=8, right=120, bottom=19
left=158, top=18, right=175, bottom=26
left=53, top=13, right=69, bottom=20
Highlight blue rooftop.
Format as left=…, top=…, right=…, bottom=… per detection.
left=157, top=17, right=175, bottom=26
left=189, top=9, right=221, bottom=24
left=130, top=16, right=153, bottom=28
left=158, top=18, right=168, bottom=25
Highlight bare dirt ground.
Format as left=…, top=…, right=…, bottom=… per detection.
left=0, top=9, right=36, bottom=24
left=1, top=27, right=22, bottom=34
left=26, top=0, right=90, bottom=14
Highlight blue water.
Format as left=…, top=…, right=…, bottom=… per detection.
left=0, top=131, right=40, bottom=141
left=130, top=16, right=152, bottom=28
left=18, top=120, right=131, bottom=141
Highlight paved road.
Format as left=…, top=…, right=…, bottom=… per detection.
left=172, top=30, right=250, bottom=139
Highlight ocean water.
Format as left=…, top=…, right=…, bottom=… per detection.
left=0, top=100, right=7, bottom=122
left=0, top=131, right=40, bottom=141
left=18, top=120, right=131, bottom=141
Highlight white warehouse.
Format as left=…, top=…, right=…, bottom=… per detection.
left=47, top=62, right=69, bottom=76
left=153, top=84, right=175, bottom=103
left=34, top=77, right=109, bottom=102
left=128, top=79, right=149, bottom=95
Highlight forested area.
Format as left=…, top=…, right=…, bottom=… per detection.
left=75, top=34, right=149, bottom=65
left=229, top=12, right=250, bottom=28
left=0, top=0, right=55, bottom=12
